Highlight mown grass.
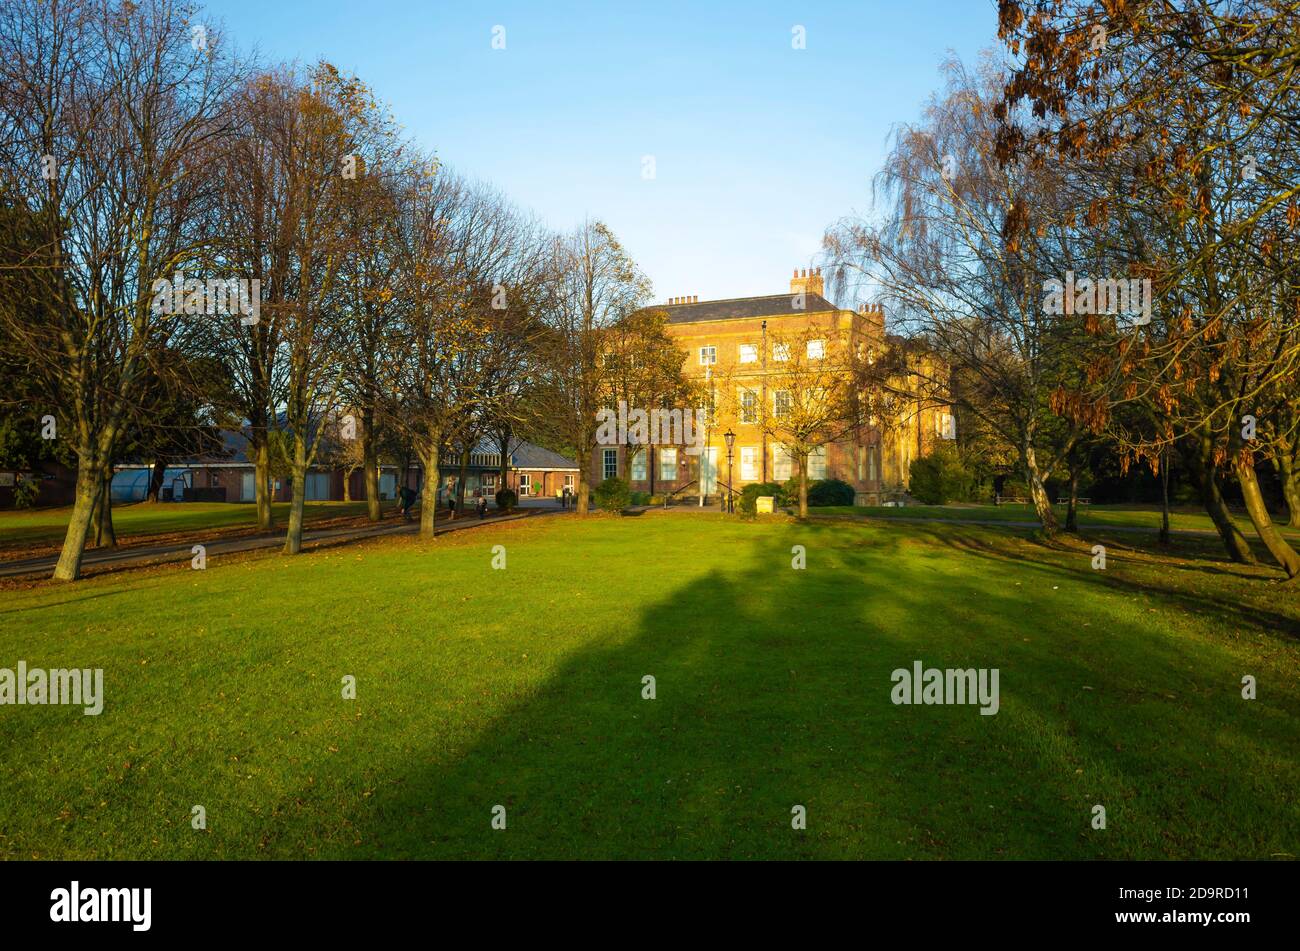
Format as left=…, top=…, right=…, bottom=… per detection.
left=0, top=512, right=1296, bottom=859
left=813, top=501, right=1300, bottom=536
left=0, top=501, right=376, bottom=553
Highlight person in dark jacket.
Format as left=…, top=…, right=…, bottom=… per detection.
left=398, top=485, right=417, bottom=521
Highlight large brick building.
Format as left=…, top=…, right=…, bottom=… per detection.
left=589, top=268, right=952, bottom=505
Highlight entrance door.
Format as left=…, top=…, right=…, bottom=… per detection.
left=241, top=471, right=255, bottom=502
left=379, top=472, right=396, bottom=501
left=700, top=448, right=718, bottom=495
left=518, top=473, right=530, bottom=496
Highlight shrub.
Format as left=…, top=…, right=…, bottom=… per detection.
left=594, top=477, right=631, bottom=512
left=739, top=481, right=785, bottom=516
left=909, top=444, right=975, bottom=505
left=494, top=488, right=518, bottom=512
left=807, top=478, right=856, bottom=507
left=629, top=490, right=651, bottom=506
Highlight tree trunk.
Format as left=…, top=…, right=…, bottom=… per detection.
left=1235, top=453, right=1300, bottom=577
left=797, top=454, right=809, bottom=519
left=283, top=436, right=308, bottom=555
left=1188, top=432, right=1254, bottom=564
left=95, top=470, right=116, bottom=548
left=363, top=405, right=381, bottom=521
left=1159, top=450, right=1171, bottom=546
left=1064, top=467, right=1080, bottom=533
left=1275, top=437, right=1300, bottom=528
left=53, top=463, right=100, bottom=581
left=575, top=461, right=589, bottom=515
left=497, top=430, right=510, bottom=495
left=417, top=436, right=440, bottom=538
left=253, top=433, right=274, bottom=531
left=146, top=454, right=167, bottom=503
left=1022, top=443, right=1059, bottom=535
left=456, top=447, right=470, bottom=518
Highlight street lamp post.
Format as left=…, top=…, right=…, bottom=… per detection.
left=723, top=429, right=736, bottom=513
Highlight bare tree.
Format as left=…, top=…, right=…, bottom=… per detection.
left=534, top=221, right=651, bottom=515
left=0, top=0, right=241, bottom=579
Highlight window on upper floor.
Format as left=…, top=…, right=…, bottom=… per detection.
left=739, top=390, right=758, bottom=424
left=773, top=390, right=792, bottom=419
left=772, top=342, right=790, bottom=362
left=807, top=339, right=825, bottom=359
left=699, top=346, right=717, bottom=366
left=738, top=343, right=758, bottom=364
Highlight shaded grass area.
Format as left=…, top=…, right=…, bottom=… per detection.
left=0, top=513, right=1296, bottom=859
left=0, top=501, right=377, bottom=557
left=814, top=502, right=1300, bottom=536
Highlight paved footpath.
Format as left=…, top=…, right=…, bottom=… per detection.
left=0, top=508, right=564, bottom=580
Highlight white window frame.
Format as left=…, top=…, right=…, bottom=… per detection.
left=772, top=444, right=793, bottom=481
left=740, top=389, right=758, bottom=424
left=773, top=390, right=792, bottom=419
left=738, top=343, right=758, bottom=364
left=808, top=446, right=827, bottom=481
left=740, top=446, right=758, bottom=481
left=699, top=346, right=717, bottom=366
left=602, top=448, right=618, bottom=480
left=773, top=342, right=790, bottom=362
left=659, top=448, right=678, bottom=481
left=630, top=449, right=647, bottom=481
left=807, top=338, right=825, bottom=359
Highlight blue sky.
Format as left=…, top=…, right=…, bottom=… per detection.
left=203, top=0, right=998, bottom=304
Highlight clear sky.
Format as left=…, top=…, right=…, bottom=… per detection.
left=202, top=0, right=999, bottom=305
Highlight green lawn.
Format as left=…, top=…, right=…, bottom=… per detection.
left=0, top=500, right=375, bottom=552
left=813, top=501, right=1300, bottom=536
left=0, top=513, right=1296, bottom=859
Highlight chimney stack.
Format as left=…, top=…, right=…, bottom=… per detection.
left=790, top=266, right=825, bottom=299
left=858, top=303, right=885, bottom=335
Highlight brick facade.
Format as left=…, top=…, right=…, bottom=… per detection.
left=590, top=270, right=952, bottom=504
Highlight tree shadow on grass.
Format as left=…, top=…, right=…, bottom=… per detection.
left=916, top=521, right=1300, bottom=641
left=316, top=520, right=1300, bottom=860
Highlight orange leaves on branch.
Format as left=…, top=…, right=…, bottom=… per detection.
left=1156, top=384, right=1176, bottom=414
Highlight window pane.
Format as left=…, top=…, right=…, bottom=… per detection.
left=659, top=448, right=677, bottom=481
left=773, top=444, right=793, bottom=481
left=809, top=447, right=827, bottom=480
left=739, top=344, right=757, bottom=363
left=603, top=449, right=617, bottom=480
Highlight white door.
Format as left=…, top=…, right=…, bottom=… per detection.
left=700, top=448, right=718, bottom=495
